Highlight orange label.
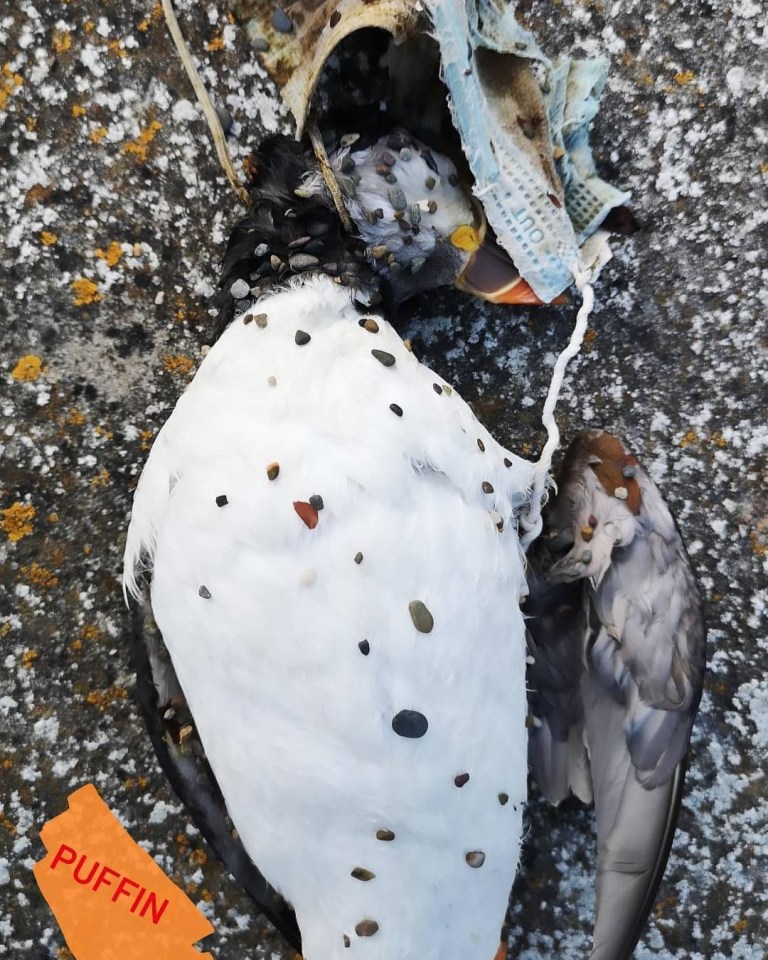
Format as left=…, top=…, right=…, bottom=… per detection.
left=33, top=784, right=214, bottom=960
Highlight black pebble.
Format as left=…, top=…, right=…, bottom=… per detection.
left=358, top=640, right=370, bottom=656
left=454, top=773, right=470, bottom=787
left=433, top=383, right=443, bottom=395
left=295, top=330, right=311, bottom=345
left=392, top=710, right=428, bottom=739
left=309, top=494, right=324, bottom=511
left=198, top=585, right=212, bottom=600
left=215, top=494, right=228, bottom=507
left=482, top=481, right=494, bottom=494
left=354, top=552, right=363, bottom=564
left=389, top=403, right=403, bottom=417
left=330, top=10, right=341, bottom=27
left=477, top=438, right=486, bottom=452
left=372, top=349, right=396, bottom=367
left=503, top=457, right=512, bottom=468
left=498, top=793, right=509, bottom=805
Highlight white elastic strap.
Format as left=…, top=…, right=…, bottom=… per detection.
left=520, top=269, right=595, bottom=549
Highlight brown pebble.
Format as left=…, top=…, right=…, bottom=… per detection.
left=179, top=723, right=193, bottom=745
left=330, top=10, right=341, bottom=27
left=351, top=867, right=376, bottom=881
left=243, top=313, right=253, bottom=325
left=503, top=457, right=512, bottom=468
left=255, top=313, right=268, bottom=328
left=295, top=330, right=311, bottom=346
left=427, top=199, right=438, bottom=213
left=588, top=514, right=598, bottom=527
left=425, top=176, right=436, bottom=190
left=498, top=793, right=509, bottom=805
left=454, top=773, right=470, bottom=788
left=293, top=501, right=319, bottom=529
left=372, top=349, right=396, bottom=367
left=198, top=585, right=211, bottom=600
left=482, top=481, right=494, bottom=494
left=433, top=383, right=443, bottom=395
left=354, top=552, right=363, bottom=564
left=477, top=438, right=486, bottom=452
left=376, top=829, right=395, bottom=841
left=363, top=318, right=379, bottom=333
left=343, top=935, right=350, bottom=948
left=466, top=851, right=486, bottom=868
left=581, top=525, right=594, bottom=542
left=266, top=462, right=280, bottom=481
left=355, top=920, right=379, bottom=938
left=408, top=600, right=434, bottom=633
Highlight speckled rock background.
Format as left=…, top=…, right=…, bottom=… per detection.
left=1, top=0, right=766, bottom=958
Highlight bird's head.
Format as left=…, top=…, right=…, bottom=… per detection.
left=215, top=133, right=553, bottom=336
left=324, top=130, right=549, bottom=306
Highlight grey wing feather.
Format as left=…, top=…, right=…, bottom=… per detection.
left=525, top=429, right=706, bottom=960
left=131, top=591, right=301, bottom=951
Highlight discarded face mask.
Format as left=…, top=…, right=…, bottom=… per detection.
left=228, top=0, right=630, bottom=303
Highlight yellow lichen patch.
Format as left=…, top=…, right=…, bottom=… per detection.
left=200, top=889, right=215, bottom=903
left=137, top=17, right=150, bottom=31
left=679, top=430, right=698, bottom=447
left=124, top=774, right=149, bottom=789
left=2, top=502, right=36, bottom=542
left=71, top=102, right=86, bottom=117
left=140, top=429, right=154, bottom=450
left=90, top=468, right=110, bottom=488
left=161, top=354, right=195, bottom=377
left=107, top=39, right=127, bottom=58
left=749, top=519, right=768, bottom=558
left=53, top=29, right=72, bottom=53
left=759, top=162, right=768, bottom=175
left=82, top=544, right=91, bottom=555
left=674, top=70, right=695, bottom=85
left=20, top=562, right=59, bottom=590
left=89, top=125, right=108, bottom=144
left=48, top=512, right=59, bottom=523
left=0, top=63, right=24, bottom=111
left=733, top=919, right=748, bottom=935
left=21, top=649, right=38, bottom=669
left=206, top=35, right=225, bottom=51
left=11, top=354, right=43, bottom=381
left=95, top=239, right=123, bottom=267
left=709, top=431, right=727, bottom=448
left=57, top=948, right=75, bottom=960
left=86, top=685, right=129, bottom=711
left=84, top=20, right=95, bottom=33
left=40, top=230, right=58, bottom=246
left=1, top=623, right=11, bottom=638
left=94, top=424, right=113, bottom=440
left=68, top=407, right=85, bottom=426
left=123, top=119, right=162, bottom=163
left=72, top=277, right=102, bottom=306
left=1, top=757, right=12, bottom=768
left=190, top=848, right=208, bottom=867
left=0, top=811, right=17, bottom=835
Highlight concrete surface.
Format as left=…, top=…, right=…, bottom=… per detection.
left=0, top=0, right=766, bottom=958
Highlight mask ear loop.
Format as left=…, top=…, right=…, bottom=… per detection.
left=519, top=266, right=595, bottom=550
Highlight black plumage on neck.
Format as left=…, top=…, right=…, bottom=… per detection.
left=213, top=135, right=381, bottom=341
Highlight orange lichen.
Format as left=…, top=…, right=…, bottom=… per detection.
left=1, top=623, right=11, bottom=638
left=94, top=240, right=123, bottom=267
left=140, top=429, right=154, bottom=450
left=749, top=520, right=768, bottom=558
left=48, top=512, right=59, bottom=523
left=123, top=119, right=162, bottom=163
left=733, top=919, right=748, bottom=935
left=2, top=502, right=36, bottom=542
left=0, top=811, right=17, bottom=835
left=189, top=848, right=207, bottom=867
left=206, top=35, right=225, bottom=51
left=11, top=354, right=43, bottom=381
left=56, top=948, right=75, bottom=960
left=679, top=430, right=698, bottom=447
left=89, top=125, right=108, bottom=144
left=200, top=889, right=214, bottom=903
left=72, top=277, right=102, bottom=306
left=161, top=354, right=195, bottom=376
left=107, top=39, right=127, bottom=58
left=86, top=685, right=129, bottom=710
left=84, top=19, right=95, bottom=33
left=40, top=231, right=58, bottom=246
left=68, top=407, right=85, bottom=426
left=71, top=103, right=86, bottom=118
left=21, top=650, right=38, bottom=669
left=82, top=544, right=92, bottom=555
left=53, top=29, right=72, bottom=53
left=94, top=424, right=113, bottom=440
left=0, top=63, right=24, bottom=110
left=20, top=562, right=59, bottom=590
left=709, top=431, right=727, bottom=448
left=674, top=70, right=695, bottom=85
left=90, top=468, right=110, bottom=488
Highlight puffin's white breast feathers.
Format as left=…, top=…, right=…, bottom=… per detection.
left=124, top=276, right=535, bottom=960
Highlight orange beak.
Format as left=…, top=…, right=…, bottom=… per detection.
left=456, top=237, right=568, bottom=305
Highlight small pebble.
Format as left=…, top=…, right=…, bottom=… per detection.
left=255, top=313, right=268, bottom=328
left=392, top=709, right=428, bottom=738
left=252, top=36, right=270, bottom=52
left=343, top=935, right=350, bottom=948
left=427, top=199, right=438, bottom=213
left=294, top=501, right=319, bottom=529
left=400, top=147, right=412, bottom=161
left=477, top=438, right=486, bottom=452
left=270, top=254, right=281, bottom=271
left=376, top=829, right=395, bottom=841
left=266, top=462, right=280, bottom=481
left=355, top=920, right=379, bottom=938
left=614, top=486, right=629, bottom=501
left=371, top=245, right=388, bottom=259
left=425, top=176, right=437, bottom=191
left=255, top=243, right=269, bottom=256
left=503, top=457, right=512, bottom=468
left=272, top=8, right=293, bottom=33
left=340, top=154, right=355, bottom=173
left=389, top=187, right=407, bottom=210
left=267, top=376, right=277, bottom=387
left=433, top=383, right=443, bottom=395
left=466, top=851, right=486, bottom=868
left=581, top=549, right=592, bottom=564
left=361, top=318, right=379, bottom=333
left=581, top=525, right=594, bottom=542
left=408, top=600, right=434, bottom=633
left=381, top=151, right=396, bottom=166
left=216, top=105, right=233, bottom=134
left=295, top=330, right=311, bottom=346
left=411, top=257, right=426, bottom=273
left=309, top=494, right=324, bottom=511
left=588, top=514, right=598, bottom=527
left=354, top=552, right=364, bottom=564
left=454, top=773, right=470, bottom=788
left=358, top=640, right=370, bottom=656
left=498, top=793, right=509, bottom=806
left=385, top=173, right=398, bottom=184
left=351, top=867, right=375, bottom=881
left=215, top=494, right=228, bottom=507
left=372, top=349, right=396, bottom=367
left=490, top=511, right=504, bottom=532
left=230, top=278, right=249, bottom=299
left=198, top=585, right=211, bottom=600
left=622, top=465, right=636, bottom=478
left=289, top=253, right=320, bottom=272
left=482, top=481, right=494, bottom=494
left=340, top=133, right=359, bottom=147
left=448, top=173, right=459, bottom=186
left=389, top=403, right=403, bottom=417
